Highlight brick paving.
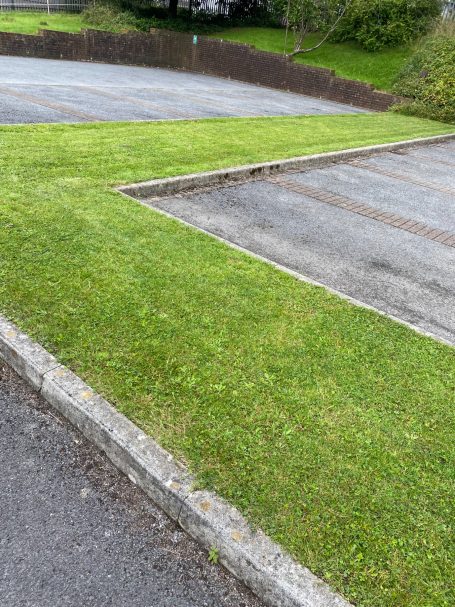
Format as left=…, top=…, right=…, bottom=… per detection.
left=268, top=174, right=455, bottom=248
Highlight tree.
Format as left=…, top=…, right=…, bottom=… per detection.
left=281, top=0, right=353, bottom=56
left=168, top=0, right=178, bottom=18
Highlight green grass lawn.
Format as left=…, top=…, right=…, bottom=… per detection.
left=212, top=27, right=413, bottom=92
left=1, top=114, right=454, bottom=607
left=0, top=11, right=84, bottom=34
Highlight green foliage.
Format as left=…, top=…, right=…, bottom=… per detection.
left=81, top=2, right=235, bottom=34
left=118, top=0, right=274, bottom=26
left=82, top=3, right=145, bottom=32
left=333, top=0, right=442, bottom=51
left=273, top=0, right=332, bottom=33
left=393, top=33, right=455, bottom=123
left=146, top=15, right=224, bottom=35
left=208, top=546, right=219, bottom=564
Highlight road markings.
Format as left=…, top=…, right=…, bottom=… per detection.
left=77, top=86, right=196, bottom=120
left=349, top=158, right=455, bottom=196
left=0, top=85, right=104, bottom=122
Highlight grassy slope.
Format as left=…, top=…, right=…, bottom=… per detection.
left=1, top=114, right=454, bottom=607
left=0, top=11, right=84, bottom=34
left=212, top=27, right=413, bottom=92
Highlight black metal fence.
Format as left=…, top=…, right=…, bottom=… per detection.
left=136, top=0, right=271, bottom=19
left=0, top=0, right=269, bottom=16
left=186, top=0, right=270, bottom=18
left=0, top=0, right=452, bottom=22
left=442, top=0, right=455, bottom=19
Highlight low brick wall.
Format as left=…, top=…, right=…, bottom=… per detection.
left=0, top=28, right=400, bottom=111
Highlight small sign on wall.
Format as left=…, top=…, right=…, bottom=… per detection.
left=193, top=35, right=198, bottom=45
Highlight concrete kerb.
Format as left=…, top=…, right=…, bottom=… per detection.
left=117, top=133, right=455, bottom=199
left=0, top=313, right=352, bottom=607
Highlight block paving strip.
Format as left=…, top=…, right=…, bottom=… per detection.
left=348, top=159, right=455, bottom=196
left=268, top=175, right=455, bottom=248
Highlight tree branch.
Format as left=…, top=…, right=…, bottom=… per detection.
left=287, top=0, right=352, bottom=57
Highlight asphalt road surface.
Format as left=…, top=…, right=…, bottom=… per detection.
left=0, top=363, right=263, bottom=607
left=0, top=55, right=366, bottom=124
left=145, top=140, right=455, bottom=345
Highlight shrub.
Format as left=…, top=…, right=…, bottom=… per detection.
left=333, top=0, right=442, bottom=51
left=81, top=1, right=259, bottom=34
left=121, top=0, right=273, bottom=25
left=82, top=4, right=145, bottom=32
left=392, top=33, right=455, bottom=123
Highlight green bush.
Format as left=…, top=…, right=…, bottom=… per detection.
left=333, top=0, right=442, bottom=51
left=119, top=0, right=274, bottom=27
left=81, top=2, right=236, bottom=34
left=82, top=4, right=145, bottom=31
left=392, top=33, right=455, bottom=123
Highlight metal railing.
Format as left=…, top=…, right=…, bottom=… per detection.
left=1, top=0, right=453, bottom=21
left=443, top=0, right=455, bottom=19
left=0, top=0, right=88, bottom=11
left=178, top=0, right=270, bottom=18
left=0, top=0, right=268, bottom=16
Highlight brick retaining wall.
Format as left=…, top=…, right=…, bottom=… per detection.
left=0, top=28, right=400, bottom=111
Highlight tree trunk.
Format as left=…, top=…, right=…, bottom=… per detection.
left=169, top=0, right=178, bottom=18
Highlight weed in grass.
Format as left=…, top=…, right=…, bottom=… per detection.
left=208, top=546, right=220, bottom=565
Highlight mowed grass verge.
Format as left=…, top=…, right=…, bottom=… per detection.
left=1, top=114, right=454, bottom=607
left=0, top=11, right=84, bottom=34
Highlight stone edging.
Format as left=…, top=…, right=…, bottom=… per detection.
left=117, top=133, right=455, bottom=199
left=0, top=315, right=352, bottom=607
